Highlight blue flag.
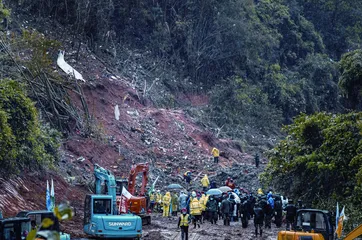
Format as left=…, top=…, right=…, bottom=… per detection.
left=46, top=180, right=51, bottom=211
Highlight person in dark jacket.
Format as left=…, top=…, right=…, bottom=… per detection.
left=210, top=180, right=217, bottom=189
left=220, top=195, right=231, bottom=226
left=206, top=195, right=218, bottom=224
left=274, top=195, right=283, bottom=227
left=284, top=199, right=297, bottom=230
left=254, top=202, right=265, bottom=236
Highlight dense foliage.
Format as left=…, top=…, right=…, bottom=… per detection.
left=261, top=112, right=362, bottom=212
left=5, top=0, right=351, bottom=133
left=0, top=79, right=61, bottom=176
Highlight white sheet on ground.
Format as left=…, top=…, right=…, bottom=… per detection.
left=57, top=50, right=85, bottom=81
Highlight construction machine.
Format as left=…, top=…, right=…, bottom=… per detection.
left=85, top=164, right=142, bottom=238
left=277, top=209, right=362, bottom=240
left=125, top=162, right=151, bottom=225
left=16, top=210, right=70, bottom=240
left=0, top=217, right=30, bottom=240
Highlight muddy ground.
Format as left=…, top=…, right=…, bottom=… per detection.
left=142, top=213, right=280, bottom=240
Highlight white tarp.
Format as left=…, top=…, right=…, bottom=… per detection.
left=57, top=50, right=85, bottom=81
left=118, top=187, right=133, bottom=213
left=114, top=105, right=120, bottom=120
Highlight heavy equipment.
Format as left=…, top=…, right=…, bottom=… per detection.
left=125, top=162, right=151, bottom=225
left=16, top=210, right=70, bottom=240
left=93, top=163, right=151, bottom=225
left=277, top=208, right=362, bottom=240
left=0, top=217, right=30, bottom=240
left=83, top=194, right=142, bottom=239
left=84, top=164, right=142, bottom=239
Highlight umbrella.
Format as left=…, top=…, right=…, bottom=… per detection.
left=166, top=183, right=183, bottom=190
left=206, top=188, right=222, bottom=196
left=218, top=186, right=232, bottom=193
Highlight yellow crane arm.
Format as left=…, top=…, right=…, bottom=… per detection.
left=344, top=224, right=362, bottom=240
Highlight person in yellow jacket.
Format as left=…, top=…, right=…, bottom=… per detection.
left=156, top=190, right=163, bottom=213
left=211, top=147, right=220, bottom=164
left=200, top=174, right=210, bottom=191
left=199, top=193, right=207, bottom=223
left=190, top=198, right=202, bottom=228
left=177, top=208, right=191, bottom=240
left=149, top=191, right=156, bottom=212
left=162, top=192, right=171, bottom=217
left=257, top=188, right=263, bottom=195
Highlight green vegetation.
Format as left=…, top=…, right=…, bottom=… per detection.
left=0, top=79, right=61, bottom=176
left=261, top=112, right=362, bottom=226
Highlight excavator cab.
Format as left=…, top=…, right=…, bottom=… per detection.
left=278, top=209, right=333, bottom=240
left=295, top=209, right=334, bottom=240
left=0, top=217, right=30, bottom=240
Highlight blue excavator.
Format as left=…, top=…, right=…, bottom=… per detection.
left=83, top=164, right=142, bottom=239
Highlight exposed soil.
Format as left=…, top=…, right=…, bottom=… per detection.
left=0, top=10, right=275, bottom=239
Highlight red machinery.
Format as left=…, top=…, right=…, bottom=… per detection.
left=117, top=162, right=151, bottom=225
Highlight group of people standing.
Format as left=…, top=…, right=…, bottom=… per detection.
left=148, top=170, right=304, bottom=240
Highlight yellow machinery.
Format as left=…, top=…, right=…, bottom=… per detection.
left=277, top=209, right=362, bottom=240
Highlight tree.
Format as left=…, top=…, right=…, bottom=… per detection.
left=338, top=49, right=362, bottom=110
left=262, top=112, right=362, bottom=206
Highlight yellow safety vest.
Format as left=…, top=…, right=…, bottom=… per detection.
left=179, top=214, right=189, bottom=227
left=150, top=193, right=156, bottom=201
left=190, top=200, right=201, bottom=215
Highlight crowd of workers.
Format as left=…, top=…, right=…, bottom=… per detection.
left=148, top=173, right=305, bottom=239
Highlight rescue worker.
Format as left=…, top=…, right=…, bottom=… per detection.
left=179, top=191, right=188, bottom=212
left=206, top=195, right=218, bottom=224
left=171, top=192, right=179, bottom=216
left=210, top=180, right=217, bottom=189
left=284, top=199, right=297, bottom=230
left=227, top=179, right=236, bottom=189
left=257, top=188, right=264, bottom=195
left=225, top=177, right=231, bottom=186
left=149, top=191, right=156, bottom=212
left=178, top=208, right=191, bottom=240
left=162, top=192, right=171, bottom=217
left=274, top=195, right=283, bottom=227
left=184, top=171, right=192, bottom=184
left=264, top=192, right=274, bottom=229
left=254, top=202, right=265, bottom=236
left=156, top=190, right=163, bottom=213
left=220, top=195, right=231, bottom=226
left=200, top=174, right=210, bottom=192
left=199, top=193, right=207, bottom=223
left=211, top=147, right=220, bottom=164
left=190, top=197, right=202, bottom=228
left=255, top=153, right=260, bottom=168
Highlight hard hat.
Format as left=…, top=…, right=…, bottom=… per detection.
left=192, top=191, right=196, bottom=197
left=227, top=177, right=231, bottom=180
left=181, top=208, right=187, bottom=213
left=157, top=190, right=160, bottom=193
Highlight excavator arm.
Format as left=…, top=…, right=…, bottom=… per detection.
left=344, top=223, right=362, bottom=240
left=128, top=163, right=149, bottom=196
left=94, top=164, right=117, bottom=214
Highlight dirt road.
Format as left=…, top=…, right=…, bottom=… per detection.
left=143, top=213, right=280, bottom=240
